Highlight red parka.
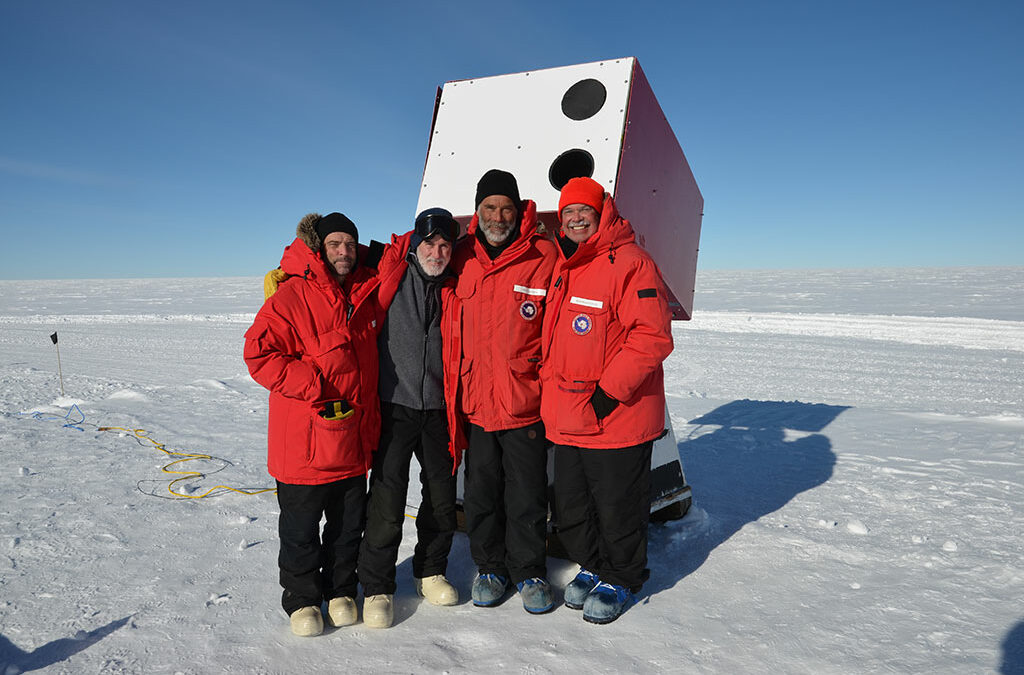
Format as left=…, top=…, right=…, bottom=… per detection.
left=451, top=200, right=559, bottom=431
left=540, top=194, right=674, bottom=449
left=376, top=230, right=468, bottom=469
left=244, top=216, right=381, bottom=485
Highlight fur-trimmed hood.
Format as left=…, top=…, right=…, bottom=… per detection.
left=276, top=212, right=345, bottom=287
left=277, top=212, right=378, bottom=296
left=276, top=212, right=332, bottom=282
left=295, top=212, right=325, bottom=252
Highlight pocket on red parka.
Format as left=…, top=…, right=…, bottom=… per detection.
left=551, top=380, right=601, bottom=436
left=504, top=355, right=542, bottom=419
left=307, top=404, right=364, bottom=473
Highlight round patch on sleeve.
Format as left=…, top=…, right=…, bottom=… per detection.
left=571, top=313, right=593, bottom=335
left=519, top=300, right=538, bottom=321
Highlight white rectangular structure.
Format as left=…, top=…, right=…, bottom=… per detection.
left=417, top=56, right=704, bottom=320
left=419, top=58, right=700, bottom=523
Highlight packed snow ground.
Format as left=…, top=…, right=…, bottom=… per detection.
left=1, top=267, right=1022, bottom=674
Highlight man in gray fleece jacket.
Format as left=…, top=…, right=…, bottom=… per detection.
left=357, top=208, right=460, bottom=629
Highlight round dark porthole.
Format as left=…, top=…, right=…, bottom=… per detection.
left=548, top=149, right=595, bottom=190
left=561, top=78, right=607, bottom=121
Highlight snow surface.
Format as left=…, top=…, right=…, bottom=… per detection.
left=1, top=267, right=1022, bottom=674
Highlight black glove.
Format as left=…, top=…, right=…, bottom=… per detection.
left=589, top=385, right=619, bottom=420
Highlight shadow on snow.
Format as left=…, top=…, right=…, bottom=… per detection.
left=645, top=399, right=848, bottom=597
left=1002, top=620, right=1024, bottom=675
left=0, top=615, right=131, bottom=673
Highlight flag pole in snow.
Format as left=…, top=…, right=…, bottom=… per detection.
left=50, top=332, right=65, bottom=396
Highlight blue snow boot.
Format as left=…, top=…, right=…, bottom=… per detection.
left=582, top=581, right=633, bottom=624
left=471, top=573, right=510, bottom=607
left=563, top=568, right=600, bottom=610
left=516, top=577, right=554, bottom=614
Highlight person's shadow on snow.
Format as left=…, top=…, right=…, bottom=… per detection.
left=1001, top=620, right=1024, bottom=675
left=644, top=399, right=846, bottom=597
left=0, top=615, right=131, bottom=673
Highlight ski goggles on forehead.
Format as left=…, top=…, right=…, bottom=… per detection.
left=414, top=208, right=459, bottom=242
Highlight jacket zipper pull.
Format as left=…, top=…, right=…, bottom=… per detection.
left=346, top=303, right=354, bottom=322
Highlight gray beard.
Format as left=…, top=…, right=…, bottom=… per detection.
left=480, top=220, right=514, bottom=246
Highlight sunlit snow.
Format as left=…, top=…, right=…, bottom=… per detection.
left=1, top=267, right=1022, bottom=673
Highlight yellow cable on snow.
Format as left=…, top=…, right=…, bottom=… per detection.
left=98, top=425, right=276, bottom=499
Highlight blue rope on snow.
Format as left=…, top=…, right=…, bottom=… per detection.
left=17, top=404, right=86, bottom=431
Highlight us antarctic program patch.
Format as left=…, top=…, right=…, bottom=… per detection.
left=571, top=313, right=593, bottom=335
left=519, top=300, right=538, bottom=320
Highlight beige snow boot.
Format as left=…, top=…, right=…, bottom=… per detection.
left=327, top=596, right=358, bottom=627
left=289, top=606, right=323, bottom=637
left=363, top=594, right=394, bottom=629
left=415, top=574, right=459, bottom=606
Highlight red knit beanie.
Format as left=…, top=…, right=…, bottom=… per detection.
left=558, top=177, right=605, bottom=215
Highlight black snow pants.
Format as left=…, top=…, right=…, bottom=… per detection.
left=358, top=403, right=456, bottom=596
left=552, top=440, right=653, bottom=592
left=276, top=475, right=367, bottom=615
left=462, top=421, right=550, bottom=584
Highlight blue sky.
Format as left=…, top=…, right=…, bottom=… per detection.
left=1, top=1, right=1021, bottom=279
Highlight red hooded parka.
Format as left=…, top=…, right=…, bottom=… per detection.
left=540, top=194, right=674, bottom=449
left=244, top=215, right=381, bottom=485
left=451, top=200, right=559, bottom=432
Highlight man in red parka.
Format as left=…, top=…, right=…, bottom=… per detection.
left=541, top=177, right=674, bottom=624
left=453, top=170, right=559, bottom=613
left=244, top=212, right=380, bottom=637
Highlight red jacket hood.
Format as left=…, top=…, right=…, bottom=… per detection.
left=280, top=211, right=337, bottom=284
left=279, top=236, right=331, bottom=282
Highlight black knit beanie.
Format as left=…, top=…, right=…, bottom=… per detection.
left=315, top=212, right=359, bottom=244
left=474, top=169, right=521, bottom=209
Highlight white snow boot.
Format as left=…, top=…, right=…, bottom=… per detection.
left=289, top=606, right=323, bottom=637
left=363, top=594, right=394, bottom=628
left=327, top=596, right=358, bottom=627
left=415, top=575, right=459, bottom=606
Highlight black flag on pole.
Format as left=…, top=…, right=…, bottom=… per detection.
left=50, top=331, right=65, bottom=395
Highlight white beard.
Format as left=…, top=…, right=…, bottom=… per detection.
left=416, top=250, right=449, bottom=277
